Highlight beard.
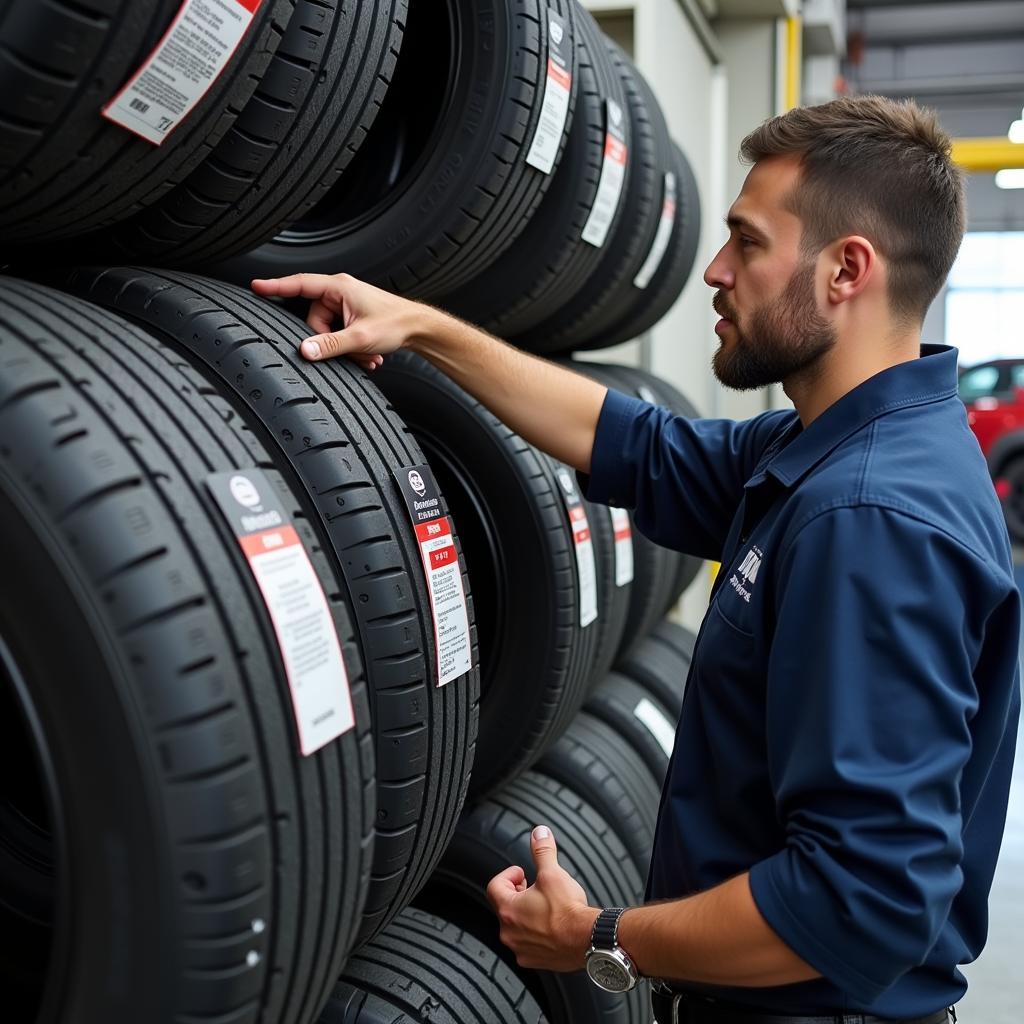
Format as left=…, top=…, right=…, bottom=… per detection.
left=712, top=261, right=837, bottom=391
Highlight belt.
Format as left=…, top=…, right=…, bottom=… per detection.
left=649, top=984, right=955, bottom=1024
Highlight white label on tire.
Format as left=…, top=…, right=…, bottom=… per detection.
left=634, top=171, right=678, bottom=289
left=556, top=467, right=598, bottom=628
left=525, top=12, right=572, bottom=174
left=415, top=517, right=473, bottom=686
left=634, top=697, right=675, bottom=757
left=581, top=99, right=629, bottom=248
left=609, top=507, right=634, bottom=587
left=394, top=465, right=473, bottom=687
left=103, top=0, right=262, bottom=145
left=208, top=469, right=354, bottom=757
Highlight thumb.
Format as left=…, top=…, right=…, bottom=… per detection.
left=299, top=329, right=359, bottom=362
left=531, top=824, right=559, bottom=871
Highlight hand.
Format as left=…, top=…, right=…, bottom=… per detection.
left=486, top=825, right=599, bottom=972
left=250, top=272, right=438, bottom=372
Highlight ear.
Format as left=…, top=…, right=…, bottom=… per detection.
left=826, top=235, right=876, bottom=306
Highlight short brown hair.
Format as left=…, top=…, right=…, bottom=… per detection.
left=740, top=95, right=965, bottom=325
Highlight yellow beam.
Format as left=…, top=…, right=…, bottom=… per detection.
left=784, top=16, right=802, bottom=112
left=951, top=138, right=1024, bottom=173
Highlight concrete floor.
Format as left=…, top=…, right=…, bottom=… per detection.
left=956, top=564, right=1024, bottom=1021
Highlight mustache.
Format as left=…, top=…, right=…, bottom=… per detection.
left=713, top=291, right=737, bottom=321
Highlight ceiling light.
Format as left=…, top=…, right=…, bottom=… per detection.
left=995, top=168, right=1024, bottom=189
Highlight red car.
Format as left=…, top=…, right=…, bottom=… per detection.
left=959, top=359, right=1024, bottom=542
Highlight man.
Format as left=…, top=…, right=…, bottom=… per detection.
left=252, top=96, right=1020, bottom=1024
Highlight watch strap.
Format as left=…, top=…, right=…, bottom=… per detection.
left=591, top=907, right=626, bottom=950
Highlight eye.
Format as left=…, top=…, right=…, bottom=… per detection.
left=740, top=236, right=757, bottom=249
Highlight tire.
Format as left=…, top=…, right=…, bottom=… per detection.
left=616, top=625, right=694, bottom=721
left=587, top=496, right=632, bottom=685
left=60, top=267, right=480, bottom=944
left=515, top=40, right=668, bottom=355
left=216, top=0, right=577, bottom=301
left=998, top=454, right=1024, bottom=544
left=578, top=140, right=702, bottom=351
left=0, top=277, right=373, bottom=1024
left=586, top=672, right=676, bottom=789
left=418, top=771, right=647, bottom=1024
left=536, top=711, right=660, bottom=878
left=437, top=5, right=624, bottom=338
left=0, top=0, right=294, bottom=244
left=101, top=0, right=406, bottom=267
left=319, top=907, right=546, bottom=1024
left=371, top=351, right=599, bottom=796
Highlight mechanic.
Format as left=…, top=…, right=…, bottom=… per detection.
left=252, top=95, right=1021, bottom=1024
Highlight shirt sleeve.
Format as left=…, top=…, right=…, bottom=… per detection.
left=748, top=504, right=1003, bottom=1005
left=579, top=388, right=795, bottom=560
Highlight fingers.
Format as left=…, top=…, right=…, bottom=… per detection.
left=251, top=272, right=348, bottom=300
left=299, top=330, right=357, bottom=361
left=486, top=865, right=527, bottom=912
left=531, top=824, right=559, bottom=872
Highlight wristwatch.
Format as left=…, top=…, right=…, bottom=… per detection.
left=584, top=907, right=640, bottom=993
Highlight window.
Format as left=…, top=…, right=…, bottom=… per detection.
left=945, top=233, right=1024, bottom=367
left=958, top=364, right=1004, bottom=401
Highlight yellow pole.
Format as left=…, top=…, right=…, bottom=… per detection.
left=784, top=16, right=802, bottom=112
left=951, top=138, right=1024, bottom=174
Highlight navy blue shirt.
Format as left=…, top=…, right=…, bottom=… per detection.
left=582, top=345, right=1021, bottom=1016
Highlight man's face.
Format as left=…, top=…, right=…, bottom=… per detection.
left=704, top=155, right=837, bottom=391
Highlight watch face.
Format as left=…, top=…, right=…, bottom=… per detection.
left=586, top=950, right=631, bottom=993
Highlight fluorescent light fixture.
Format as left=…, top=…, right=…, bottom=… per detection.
left=1010, top=119, right=1024, bottom=144
left=995, top=168, right=1024, bottom=190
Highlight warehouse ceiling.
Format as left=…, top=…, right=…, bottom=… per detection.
left=842, top=0, right=1024, bottom=229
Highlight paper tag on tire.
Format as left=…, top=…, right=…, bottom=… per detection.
left=393, top=465, right=473, bottom=687
left=581, top=98, right=629, bottom=248
left=103, top=0, right=262, bottom=145
left=525, top=11, right=572, bottom=174
left=207, top=468, right=354, bottom=757
left=609, top=507, right=634, bottom=587
left=634, top=171, right=678, bottom=288
left=634, top=697, right=675, bottom=757
left=555, top=466, right=598, bottom=628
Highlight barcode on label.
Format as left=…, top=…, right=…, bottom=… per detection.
left=130, top=98, right=150, bottom=114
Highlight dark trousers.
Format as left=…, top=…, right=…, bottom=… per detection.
left=650, top=987, right=956, bottom=1024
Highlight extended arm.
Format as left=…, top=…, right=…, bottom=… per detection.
left=251, top=273, right=607, bottom=473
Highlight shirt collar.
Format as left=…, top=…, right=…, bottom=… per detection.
left=749, top=344, right=960, bottom=490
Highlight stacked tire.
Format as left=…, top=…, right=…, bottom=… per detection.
left=1, top=0, right=710, bottom=1020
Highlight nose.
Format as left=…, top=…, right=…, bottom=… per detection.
left=704, top=243, right=734, bottom=290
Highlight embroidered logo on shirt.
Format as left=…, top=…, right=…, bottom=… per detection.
left=729, top=546, right=762, bottom=603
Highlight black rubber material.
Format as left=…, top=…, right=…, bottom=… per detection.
left=536, top=710, right=660, bottom=879
left=0, top=277, right=372, bottom=1024
left=515, top=40, right=667, bottom=354
left=104, top=0, right=407, bottom=267
left=371, top=351, right=597, bottom=797
left=0, top=0, right=294, bottom=244
left=587, top=496, right=631, bottom=685
left=615, top=625, right=694, bottom=722
left=567, top=360, right=679, bottom=653
left=320, top=907, right=546, bottom=1024
left=59, top=267, right=479, bottom=944
left=586, top=672, right=675, bottom=790
left=579, top=141, right=702, bottom=351
left=438, top=5, right=624, bottom=338
left=419, top=771, right=647, bottom=1024
left=217, top=0, right=576, bottom=301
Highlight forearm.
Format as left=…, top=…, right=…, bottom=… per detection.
left=408, top=308, right=607, bottom=473
left=605, top=873, right=820, bottom=988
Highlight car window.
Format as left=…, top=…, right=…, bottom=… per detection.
left=1010, top=365, right=1024, bottom=391
left=959, top=365, right=1005, bottom=401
